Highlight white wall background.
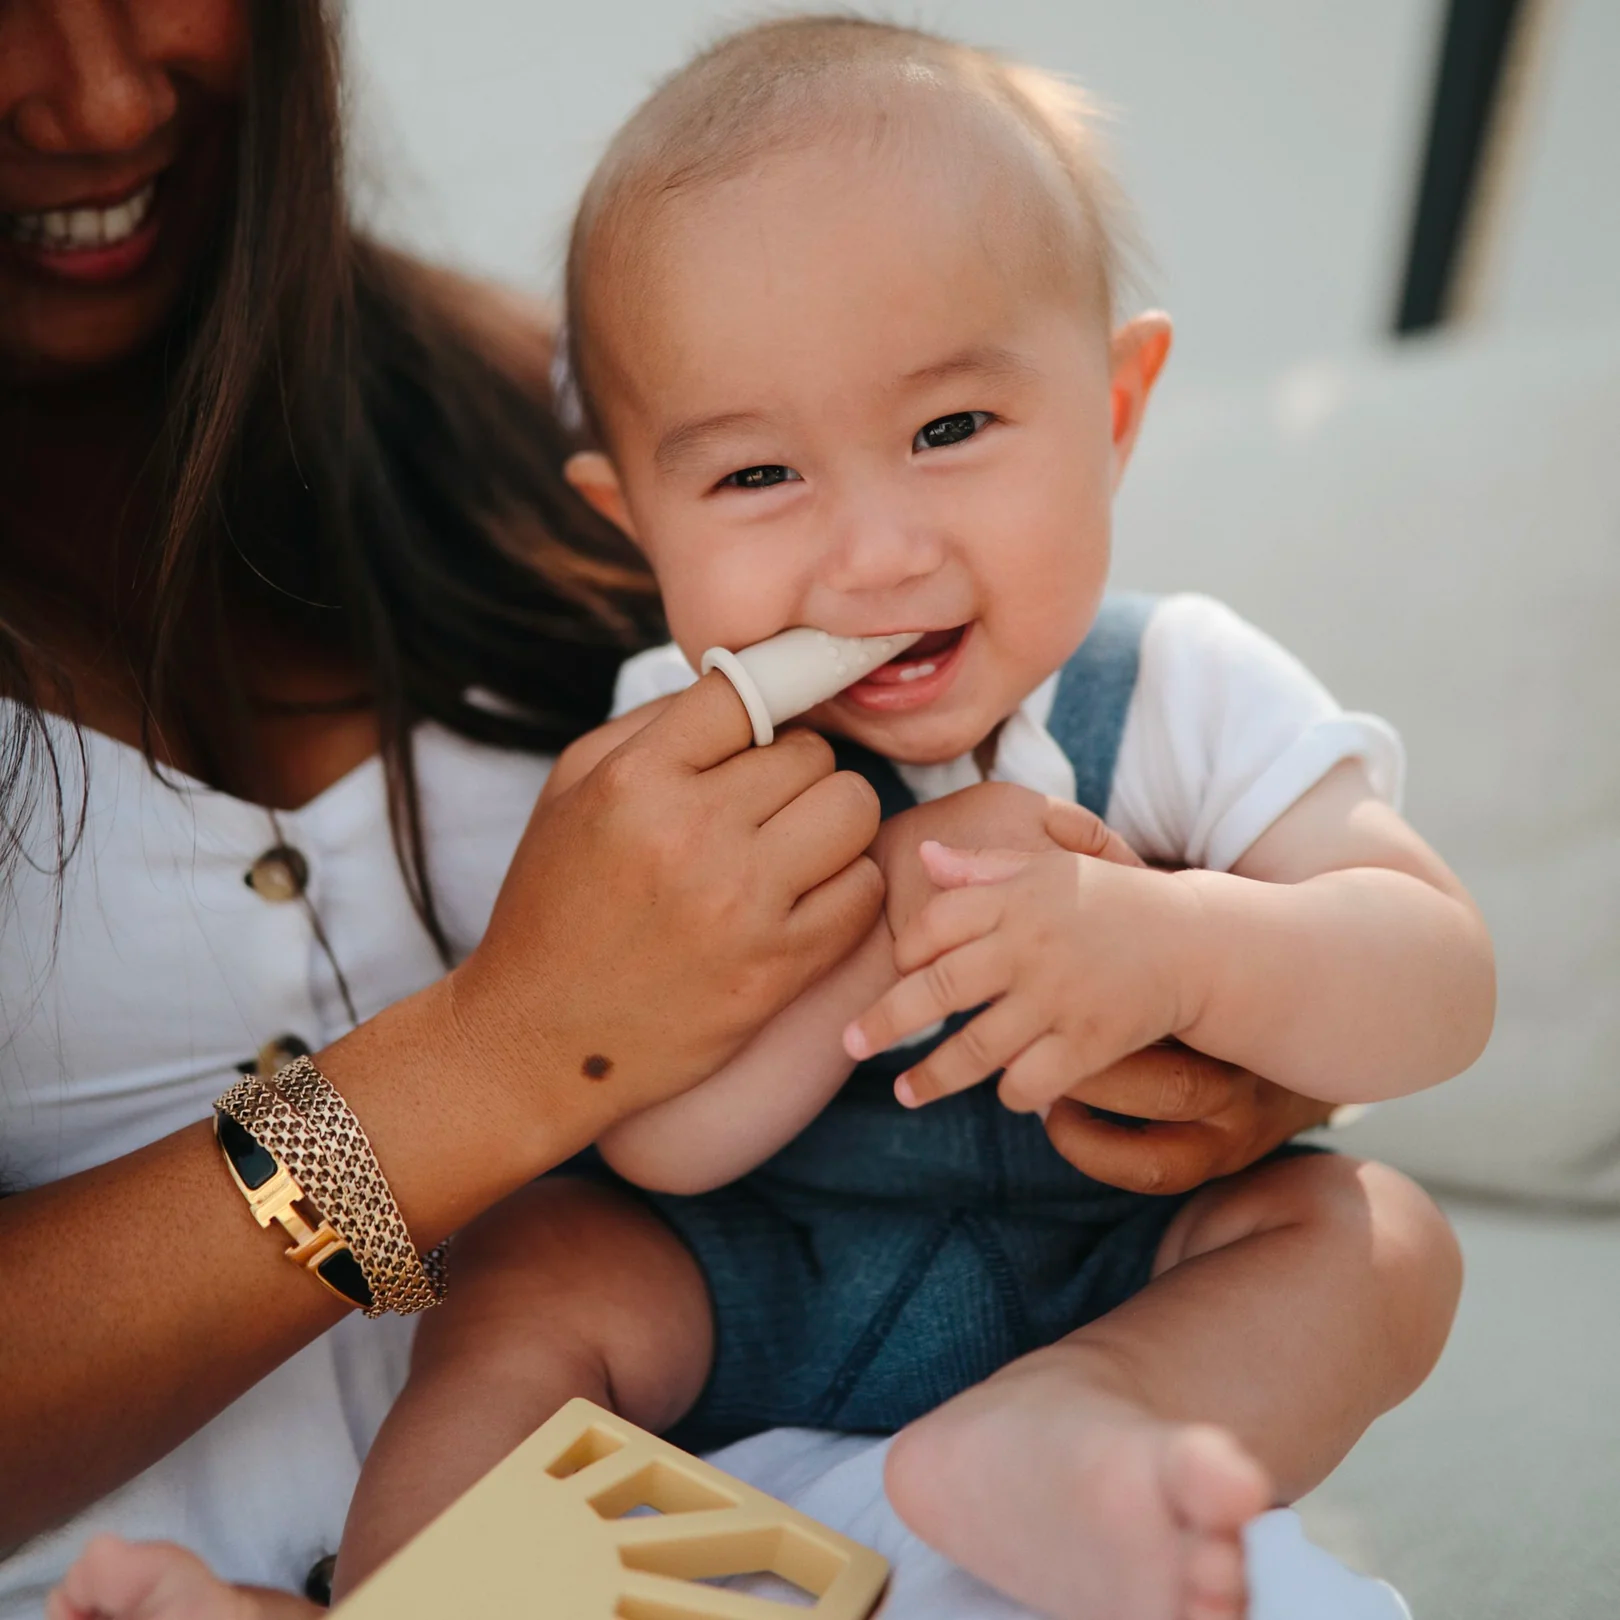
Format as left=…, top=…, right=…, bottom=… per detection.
left=345, top=0, right=1619, bottom=392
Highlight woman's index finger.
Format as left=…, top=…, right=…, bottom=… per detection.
left=629, top=669, right=758, bottom=774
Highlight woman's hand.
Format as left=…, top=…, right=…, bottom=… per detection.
left=451, top=672, right=884, bottom=1135
left=1042, top=1048, right=1335, bottom=1195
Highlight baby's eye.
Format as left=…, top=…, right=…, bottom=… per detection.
left=913, top=411, right=992, bottom=452
left=719, top=464, right=803, bottom=490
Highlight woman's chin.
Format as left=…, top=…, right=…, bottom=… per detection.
left=0, top=273, right=182, bottom=382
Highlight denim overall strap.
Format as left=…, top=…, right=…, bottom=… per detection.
left=1047, top=591, right=1158, bottom=819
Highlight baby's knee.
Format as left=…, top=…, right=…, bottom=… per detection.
left=1170, top=1151, right=1378, bottom=1243
left=1300, top=1157, right=1462, bottom=1389
left=1162, top=1154, right=1461, bottom=1372
left=1265, top=1155, right=1460, bottom=1299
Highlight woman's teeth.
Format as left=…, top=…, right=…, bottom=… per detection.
left=1, top=182, right=156, bottom=251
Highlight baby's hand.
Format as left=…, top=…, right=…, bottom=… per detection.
left=48, top=1534, right=312, bottom=1620
left=871, top=783, right=1140, bottom=940
left=846, top=842, right=1201, bottom=1114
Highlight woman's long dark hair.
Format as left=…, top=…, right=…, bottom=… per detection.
left=0, top=0, right=661, bottom=959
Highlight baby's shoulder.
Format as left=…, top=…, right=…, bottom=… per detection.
left=1087, top=592, right=1402, bottom=871
left=1121, top=591, right=1342, bottom=735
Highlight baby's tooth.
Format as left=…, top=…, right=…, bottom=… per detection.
left=897, top=661, right=938, bottom=683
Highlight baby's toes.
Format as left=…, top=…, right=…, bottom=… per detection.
left=1182, top=1528, right=1247, bottom=1620
left=1165, top=1423, right=1272, bottom=1535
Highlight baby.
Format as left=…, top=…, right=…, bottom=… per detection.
left=56, top=16, right=1490, bottom=1620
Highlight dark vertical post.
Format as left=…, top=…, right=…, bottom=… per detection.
left=1394, top=0, right=1529, bottom=334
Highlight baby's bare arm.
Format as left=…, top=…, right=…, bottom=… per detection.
left=856, top=759, right=1495, bottom=1115
left=1177, top=758, right=1495, bottom=1102
left=598, top=920, right=894, bottom=1192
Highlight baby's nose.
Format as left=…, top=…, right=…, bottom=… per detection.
left=817, top=506, right=945, bottom=597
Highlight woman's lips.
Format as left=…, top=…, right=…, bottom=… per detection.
left=840, top=624, right=970, bottom=713
left=0, top=179, right=162, bottom=285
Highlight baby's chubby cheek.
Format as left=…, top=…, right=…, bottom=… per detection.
left=659, top=560, right=805, bottom=667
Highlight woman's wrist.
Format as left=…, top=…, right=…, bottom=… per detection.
left=312, top=972, right=602, bottom=1252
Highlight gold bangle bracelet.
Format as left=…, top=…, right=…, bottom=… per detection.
left=214, top=1108, right=375, bottom=1311
left=216, top=1063, right=446, bottom=1317
left=267, top=1056, right=448, bottom=1315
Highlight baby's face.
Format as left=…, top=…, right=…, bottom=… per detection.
left=574, top=143, right=1162, bottom=764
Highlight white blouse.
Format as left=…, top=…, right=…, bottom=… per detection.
left=0, top=713, right=552, bottom=1617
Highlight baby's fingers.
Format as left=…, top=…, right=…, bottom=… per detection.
left=916, top=840, right=1038, bottom=889
left=896, top=993, right=1046, bottom=1107
left=845, top=936, right=1011, bottom=1063
left=890, top=880, right=1006, bottom=975
left=994, top=1033, right=1086, bottom=1115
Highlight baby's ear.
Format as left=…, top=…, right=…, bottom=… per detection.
left=564, top=451, right=638, bottom=540
left=1108, top=312, right=1173, bottom=489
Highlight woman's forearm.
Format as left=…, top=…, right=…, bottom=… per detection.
left=1175, top=866, right=1495, bottom=1105
left=0, top=978, right=602, bottom=1550
left=600, top=922, right=897, bottom=1195
left=2, top=675, right=887, bottom=1547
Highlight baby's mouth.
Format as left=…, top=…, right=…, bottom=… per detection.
left=858, top=625, right=967, bottom=686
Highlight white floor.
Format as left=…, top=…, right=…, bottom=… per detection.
left=1300, top=1197, right=1620, bottom=1620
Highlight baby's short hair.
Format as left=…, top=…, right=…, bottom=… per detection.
left=563, top=13, right=1136, bottom=444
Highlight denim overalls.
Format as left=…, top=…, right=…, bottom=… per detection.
left=623, top=595, right=1205, bottom=1452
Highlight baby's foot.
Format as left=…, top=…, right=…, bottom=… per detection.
left=47, top=1535, right=317, bottom=1620
left=884, top=1355, right=1272, bottom=1620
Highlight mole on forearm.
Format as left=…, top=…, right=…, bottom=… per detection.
left=582, top=1054, right=614, bottom=1081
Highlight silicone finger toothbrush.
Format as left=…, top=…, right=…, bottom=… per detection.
left=701, top=628, right=924, bottom=746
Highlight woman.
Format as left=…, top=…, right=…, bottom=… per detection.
left=0, top=2, right=1331, bottom=1610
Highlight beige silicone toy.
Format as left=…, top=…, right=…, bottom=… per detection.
left=333, top=1397, right=890, bottom=1620
left=702, top=628, right=924, bottom=746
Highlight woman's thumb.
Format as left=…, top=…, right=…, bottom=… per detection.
left=918, top=839, right=1035, bottom=888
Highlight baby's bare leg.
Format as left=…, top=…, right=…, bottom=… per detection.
left=886, top=1155, right=1460, bottom=1620
left=332, top=1178, right=711, bottom=1601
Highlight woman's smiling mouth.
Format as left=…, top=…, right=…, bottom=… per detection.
left=0, top=178, right=162, bottom=283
